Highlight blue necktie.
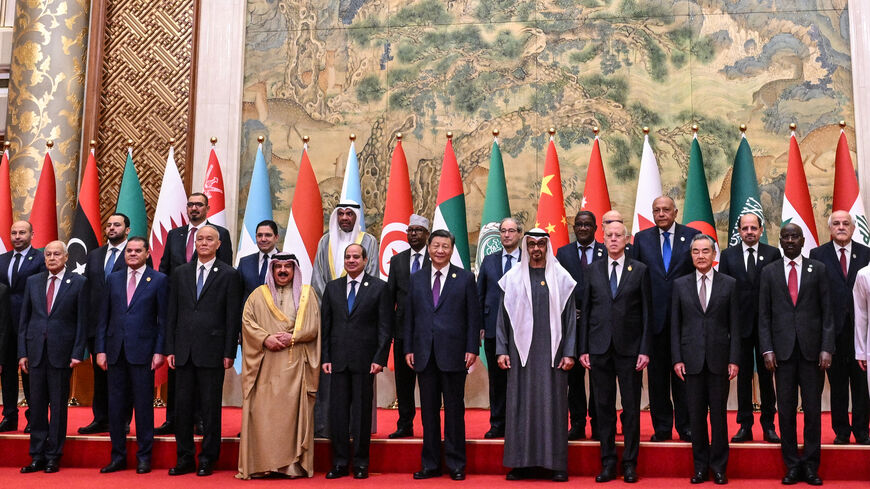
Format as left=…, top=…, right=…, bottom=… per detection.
left=105, top=247, right=118, bottom=278
left=610, top=261, right=618, bottom=298
left=503, top=254, right=513, bottom=274
left=258, top=253, right=269, bottom=284
left=411, top=253, right=421, bottom=274
left=196, top=265, right=205, bottom=300
left=347, top=280, right=357, bottom=312
left=661, top=231, right=672, bottom=273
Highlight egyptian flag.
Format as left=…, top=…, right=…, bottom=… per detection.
left=580, top=131, right=611, bottom=242
left=0, top=145, right=13, bottom=253
left=68, top=146, right=102, bottom=274
left=535, top=133, right=569, bottom=249
left=781, top=128, right=819, bottom=255
left=31, top=149, right=58, bottom=249
left=432, top=134, right=470, bottom=268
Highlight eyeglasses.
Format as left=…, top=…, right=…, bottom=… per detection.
left=187, top=202, right=205, bottom=208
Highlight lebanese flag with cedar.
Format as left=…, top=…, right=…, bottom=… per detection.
left=580, top=133, right=611, bottom=242
left=31, top=150, right=58, bottom=249
left=631, top=131, right=663, bottom=237
left=535, top=135, right=569, bottom=249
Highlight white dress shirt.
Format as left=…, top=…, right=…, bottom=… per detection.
left=45, top=268, right=66, bottom=309
left=696, top=269, right=714, bottom=306
left=783, top=255, right=803, bottom=289
left=577, top=242, right=595, bottom=263
left=104, top=240, right=128, bottom=268
left=659, top=223, right=676, bottom=253
left=836, top=241, right=852, bottom=272
left=502, top=248, right=520, bottom=271
left=196, top=257, right=217, bottom=284
left=409, top=248, right=427, bottom=269
left=346, top=272, right=364, bottom=297
left=608, top=254, right=626, bottom=285
left=8, top=245, right=31, bottom=283
left=431, top=264, right=449, bottom=295
left=741, top=241, right=759, bottom=269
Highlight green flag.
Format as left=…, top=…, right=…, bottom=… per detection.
left=683, top=134, right=718, bottom=242
left=115, top=149, right=148, bottom=238
left=728, top=135, right=767, bottom=246
left=475, top=138, right=511, bottom=269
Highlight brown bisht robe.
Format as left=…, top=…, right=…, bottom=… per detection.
left=237, top=283, right=321, bottom=479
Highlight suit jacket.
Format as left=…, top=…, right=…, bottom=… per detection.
left=0, top=247, right=46, bottom=325
left=808, top=240, right=870, bottom=337
left=84, top=244, right=129, bottom=338
left=17, top=272, right=87, bottom=368
left=237, top=251, right=270, bottom=301
left=0, top=284, right=11, bottom=359
left=321, top=273, right=392, bottom=373
left=403, top=263, right=482, bottom=372
left=165, top=259, right=242, bottom=368
left=387, top=248, right=429, bottom=339
left=96, top=267, right=168, bottom=366
left=158, top=222, right=233, bottom=275
left=717, top=241, right=781, bottom=338
left=477, top=250, right=522, bottom=339
left=670, top=271, right=741, bottom=375
left=556, top=240, right=607, bottom=310
left=758, top=258, right=835, bottom=362
left=580, top=256, right=652, bottom=357
left=629, top=223, right=700, bottom=334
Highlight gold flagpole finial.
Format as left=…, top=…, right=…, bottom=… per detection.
left=169, top=137, right=176, bottom=145
left=396, top=132, right=403, bottom=141
left=126, top=138, right=133, bottom=147
left=446, top=131, right=453, bottom=140
left=691, top=124, right=699, bottom=133
left=839, top=120, right=847, bottom=129
left=302, top=135, right=310, bottom=144
left=4, top=141, right=11, bottom=149
left=789, top=123, right=797, bottom=131
left=257, top=135, right=265, bottom=143
left=349, top=133, right=356, bottom=142
left=89, top=140, right=96, bottom=148
left=46, top=140, right=54, bottom=149
left=492, top=129, right=499, bottom=137
left=548, top=127, right=556, bottom=136
left=210, top=136, right=217, bottom=145
left=642, top=126, right=650, bottom=134
left=739, top=124, right=747, bottom=133
left=593, top=126, right=600, bottom=135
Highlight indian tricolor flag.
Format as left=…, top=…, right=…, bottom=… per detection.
left=781, top=126, right=819, bottom=255
left=433, top=134, right=470, bottom=269
left=631, top=129, right=663, bottom=237
left=832, top=123, right=869, bottom=245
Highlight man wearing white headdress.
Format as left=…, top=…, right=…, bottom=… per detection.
left=496, top=229, right=577, bottom=482
left=237, top=254, right=321, bottom=479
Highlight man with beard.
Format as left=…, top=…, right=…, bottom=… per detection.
left=237, top=220, right=280, bottom=301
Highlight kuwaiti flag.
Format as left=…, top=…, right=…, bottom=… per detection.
left=115, top=148, right=148, bottom=238
left=0, top=145, right=13, bottom=253
left=476, top=133, right=511, bottom=269
left=283, top=142, right=323, bottom=284
left=149, top=144, right=188, bottom=271
left=631, top=131, right=663, bottom=237
left=341, top=138, right=366, bottom=231
left=683, top=131, right=719, bottom=263
left=535, top=135, right=569, bottom=249
left=237, top=140, right=274, bottom=265
left=31, top=148, right=58, bottom=249
left=68, top=145, right=102, bottom=275
left=581, top=132, right=611, bottom=242
left=203, top=144, right=227, bottom=228
left=781, top=129, right=819, bottom=254
left=832, top=125, right=869, bottom=245
left=433, top=135, right=471, bottom=268
left=728, top=130, right=768, bottom=246
left=378, top=135, right=413, bottom=279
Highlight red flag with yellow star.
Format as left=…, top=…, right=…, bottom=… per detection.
left=535, top=136, right=569, bottom=249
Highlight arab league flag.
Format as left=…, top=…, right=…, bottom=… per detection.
left=832, top=125, right=869, bottom=245
left=150, top=144, right=188, bottom=271
left=535, top=135, right=569, bottom=249
left=632, top=131, right=663, bottom=237
left=115, top=148, right=148, bottom=238
left=683, top=131, right=718, bottom=262
left=433, top=135, right=470, bottom=269
left=378, top=135, right=413, bottom=279
left=781, top=129, right=819, bottom=255
left=0, top=146, right=13, bottom=253
left=476, top=134, right=511, bottom=269
left=68, top=146, right=102, bottom=274
left=237, top=140, right=274, bottom=264
left=581, top=132, right=611, bottom=242
left=341, top=139, right=366, bottom=231
left=728, top=130, right=768, bottom=246
left=31, top=149, right=58, bottom=249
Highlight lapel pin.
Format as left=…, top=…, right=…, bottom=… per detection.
left=213, top=267, right=218, bottom=272
left=680, top=236, right=685, bottom=242
left=854, top=254, right=858, bottom=259
left=540, top=280, right=546, bottom=286
left=807, top=266, right=813, bottom=273
left=28, top=256, right=32, bottom=260
left=363, top=281, right=369, bottom=287
left=452, top=273, right=457, bottom=278
left=65, top=279, right=71, bottom=284
left=146, top=277, right=152, bottom=282
left=758, top=255, right=764, bottom=261
left=627, top=265, right=632, bottom=271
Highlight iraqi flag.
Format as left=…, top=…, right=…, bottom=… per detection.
left=433, top=134, right=470, bottom=268
left=203, top=144, right=228, bottom=228
left=31, top=148, right=58, bottom=249
left=476, top=132, right=511, bottom=270
left=535, top=133, right=569, bottom=249
left=378, top=134, right=413, bottom=279
left=149, top=144, right=188, bottom=271
left=237, top=140, right=274, bottom=265
left=781, top=129, right=819, bottom=254
left=580, top=131, right=611, bottom=242
left=832, top=124, right=869, bottom=245
left=631, top=130, right=662, bottom=238
left=68, top=145, right=102, bottom=275
left=283, top=141, right=322, bottom=284
left=0, top=144, right=13, bottom=253
left=341, top=138, right=366, bottom=231
left=683, top=130, right=719, bottom=263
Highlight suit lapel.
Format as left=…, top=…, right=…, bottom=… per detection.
left=433, top=265, right=453, bottom=311
left=112, top=246, right=127, bottom=273
left=49, top=275, right=71, bottom=316
left=704, top=271, right=727, bottom=314
left=795, top=259, right=813, bottom=305
left=847, top=243, right=864, bottom=286
left=198, top=262, right=220, bottom=300
left=17, top=249, right=38, bottom=288
left=772, top=260, right=790, bottom=304
left=614, top=258, right=632, bottom=298
left=127, top=268, right=151, bottom=310
left=349, top=274, right=369, bottom=315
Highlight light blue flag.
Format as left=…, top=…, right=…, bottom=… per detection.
left=233, top=346, right=243, bottom=374
left=340, top=140, right=366, bottom=231
left=236, top=141, right=274, bottom=265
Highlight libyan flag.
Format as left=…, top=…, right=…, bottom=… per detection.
left=68, top=148, right=102, bottom=274
left=433, top=136, right=470, bottom=269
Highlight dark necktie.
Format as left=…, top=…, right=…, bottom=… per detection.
left=105, top=247, right=118, bottom=278
left=840, top=248, right=848, bottom=278
left=433, top=270, right=442, bottom=306
left=746, top=247, right=756, bottom=282
left=186, top=227, right=197, bottom=262
left=503, top=254, right=513, bottom=274
left=788, top=261, right=798, bottom=305
left=580, top=245, right=589, bottom=269
left=411, top=253, right=421, bottom=274
left=258, top=253, right=269, bottom=284
left=196, top=265, right=205, bottom=300
left=348, top=279, right=357, bottom=312
left=699, top=275, right=708, bottom=312
left=610, top=261, right=618, bottom=298
left=11, top=252, right=21, bottom=285
left=46, top=276, right=57, bottom=313
left=661, top=231, right=672, bottom=272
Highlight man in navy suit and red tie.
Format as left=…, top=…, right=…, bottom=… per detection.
left=237, top=220, right=279, bottom=301
left=96, top=237, right=168, bottom=474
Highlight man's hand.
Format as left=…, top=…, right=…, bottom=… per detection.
left=579, top=354, right=591, bottom=369
left=763, top=352, right=777, bottom=372
left=819, top=351, right=832, bottom=370
left=370, top=363, right=384, bottom=374
left=860, top=360, right=867, bottom=371
left=322, top=363, right=332, bottom=374
left=18, top=357, right=28, bottom=374
left=223, top=358, right=233, bottom=369
left=558, top=357, right=575, bottom=371
left=167, top=354, right=176, bottom=369
left=728, top=363, right=739, bottom=380
left=264, top=335, right=284, bottom=352
left=464, top=353, right=477, bottom=370
left=673, top=362, right=686, bottom=381
left=636, top=354, right=650, bottom=371
left=276, top=332, right=294, bottom=348
left=70, top=358, right=81, bottom=368
left=497, top=354, right=510, bottom=370
left=151, top=354, right=165, bottom=371
left=405, top=353, right=414, bottom=369
left=96, top=353, right=108, bottom=371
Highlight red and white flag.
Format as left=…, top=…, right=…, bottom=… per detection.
left=535, top=135, right=569, bottom=249
left=203, top=145, right=227, bottom=228
left=378, top=136, right=413, bottom=279
left=631, top=131, right=663, bottom=237
left=0, top=146, right=12, bottom=253
left=149, top=144, right=188, bottom=271
left=31, top=149, right=58, bottom=249
left=832, top=126, right=869, bottom=245
left=283, top=143, right=323, bottom=284
left=581, top=133, right=611, bottom=242
left=781, top=129, right=819, bottom=254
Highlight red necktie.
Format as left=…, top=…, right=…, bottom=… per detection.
left=840, top=248, right=848, bottom=278
left=788, top=261, right=798, bottom=305
left=46, top=276, right=57, bottom=313
left=185, top=227, right=197, bottom=262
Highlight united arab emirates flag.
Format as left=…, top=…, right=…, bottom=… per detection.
left=68, top=147, right=102, bottom=274
left=433, top=136, right=470, bottom=269
left=476, top=135, right=511, bottom=269
left=115, top=148, right=148, bottom=238
left=727, top=132, right=767, bottom=246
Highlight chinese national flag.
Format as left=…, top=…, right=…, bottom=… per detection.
left=580, top=135, right=611, bottom=242
left=535, top=137, right=569, bottom=249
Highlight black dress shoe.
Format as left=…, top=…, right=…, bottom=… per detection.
left=623, top=465, right=638, bottom=483
left=506, top=468, right=525, bottom=480
left=388, top=427, right=413, bottom=439
left=194, top=422, right=204, bottom=436
left=450, top=470, right=465, bottom=481
left=764, top=429, right=782, bottom=443
left=196, top=463, right=214, bottom=476
left=484, top=429, right=504, bottom=439
left=691, top=471, right=708, bottom=484
left=0, top=418, right=18, bottom=432
left=650, top=432, right=672, bottom=442
left=100, top=459, right=127, bottom=473
left=168, top=463, right=196, bottom=476
left=567, top=426, right=586, bottom=440
left=857, top=435, right=870, bottom=445
left=781, top=467, right=801, bottom=485
left=595, top=465, right=616, bottom=482
left=413, top=468, right=441, bottom=479
left=679, top=431, right=692, bottom=442
left=731, top=426, right=753, bottom=442
left=353, top=466, right=368, bottom=479
left=21, top=460, right=46, bottom=473
left=154, top=421, right=175, bottom=436
left=44, top=460, right=59, bottom=473
left=713, top=472, right=728, bottom=485
left=325, top=466, right=349, bottom=479
left=24, top=422, right=30, bottom=433
left=803, top=466, right=822, bottom=486
left=79, top=420, right=110, bottom=434
left=137, top=461, right=151, bottom=474
left=552, top=470, right=568, bottom=482
left=125, top=424, right=131, bottom=435
left=833, top=435, right=850, bottom=445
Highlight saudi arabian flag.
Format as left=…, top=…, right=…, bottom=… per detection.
left=433, top=136, right=470, bottom=269
left=728, top=133, right=768, bottom=246
left=115, top=148, right=148, bottom=238
left=475, top=136, right=511, bottom=270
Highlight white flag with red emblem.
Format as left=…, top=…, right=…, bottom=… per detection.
left=631, top=132, right=663, bottom=237
left=378, top=136, right=413, bottom=279
left=149, top=145, right=188, bottom=271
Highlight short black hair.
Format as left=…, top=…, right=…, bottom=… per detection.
left=428, top=229, right=455, bottom=246
left=344, top=243, right=367, bottom=259
left=127, top=236, right=149, bottom=251
left=110, top=212, right=131, bottom=228
left=256, top=219, right=278, bottom=235
left=189, top=192, right=209, bottom=206
left=574, top=210, right=596, bottom=222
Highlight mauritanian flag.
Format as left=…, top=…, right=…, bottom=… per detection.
left=0, top=145, right=13, bottom=252
left=535, top=135, right=569, bottom=249
left=632, top=131, right=663, bottom=237
left=476, top=133, right=511, bottom=269
left=149, top=144, right=188, bottom=271
left=341, top=139, right=366, bottom=231
left=283, top=142, right=323, bottom=284
left=581, top=132, right=611, bottom=242
left=378, top=135, right=413, bottom=279
left=728, top=130, right=768, bottom=246
left=115, top=148, right=148, bottom=238
left=683, top=131, right=718, bottom=262
left=832, top=125, right=869, bottom=245
left=433, top=135, right=470, bottom=268
left=31, top=149, right=58, bottom=249
left=203, top=144, right=228, bottom=228
left=237, top=140, right=274, bottom=265
left=781, top=129, right=819, bottom=255
left=68, top=145, right=102, bottom=274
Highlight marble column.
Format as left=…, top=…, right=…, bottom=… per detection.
left=5, top=0, right=89, bottom=236
left=850, top=2, right=870, bottom=210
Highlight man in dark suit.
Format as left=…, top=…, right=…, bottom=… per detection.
left=165, top=225, right=241, bottom=476
left=156, top=192, right=232, bottom=436
left=404, top=229, right=481, bottom=481
left=580, top=221, right=651, bottom=484
left=237, top=219, right=279, bottom=301
left=556, top=210, right=606, bottom=440
left=321, top=243, right=391, bottom=480
left=96, top=237, right=168, bottom=474
left=629, top=196, right=699, bottom=442
left=671, top=234, right=741, bottom=485
left=810, top=210, right=870, bottom=444
left=718, top=213, right=781, bottom=443
left=0, top=220, right=45, bottom=433
left=386, top=214, right=429, bottom=439
left=759, top=223, right=834, bottom=486
left=476, top=216, right=521, bottom=439
left=18, top=241, right=87, bottom=473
